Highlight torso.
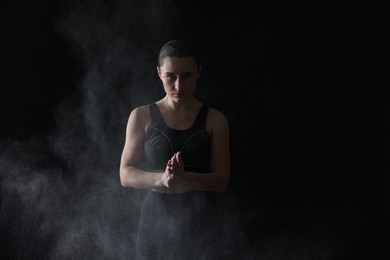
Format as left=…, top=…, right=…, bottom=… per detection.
left=142, top=102, right=211, bottom=173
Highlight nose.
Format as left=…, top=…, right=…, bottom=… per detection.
left=174, top=77, right=184, bottom=90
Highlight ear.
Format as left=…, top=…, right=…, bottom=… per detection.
left=157, top=66, right=163, bottom=80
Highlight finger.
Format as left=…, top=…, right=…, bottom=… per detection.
left=176, top=152, right=183, bottom=165
left=171, top=156, right=178, bottom=167
left=165, top=164, right=171, bottom=173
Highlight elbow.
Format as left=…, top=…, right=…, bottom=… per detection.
left=221, top=171, right=231, bottom=191
left=215, top=173, right=230, bottom=192
left=119, top=168, right=130, bottom=188
left=217, top=182, right=229, bottom=192
left=119, top=175, right=127, bottom=188
left=120, top=179, right=127, bottom=188
left=215, top=187, right=227, bottom=192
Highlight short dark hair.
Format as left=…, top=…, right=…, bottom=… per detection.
left=157, top=39, right=201, bottom=70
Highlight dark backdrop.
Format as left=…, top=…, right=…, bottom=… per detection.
left=0, top=1, right=388, bottom=259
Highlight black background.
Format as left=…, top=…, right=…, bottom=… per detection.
left=0, top=1, right=388, bottom=259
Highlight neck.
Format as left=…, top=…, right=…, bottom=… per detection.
left=162, top=96, right=200, bottom=111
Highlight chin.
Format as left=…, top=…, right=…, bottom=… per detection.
left=172, top=94, right=184, bottom=100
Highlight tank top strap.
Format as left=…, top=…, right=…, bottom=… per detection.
left=148, top=103, right=165, bottom=127
left=192, top=105, right=209, bottom=129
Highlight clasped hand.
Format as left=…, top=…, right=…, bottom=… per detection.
left=161, top=151, right=184, bottom=188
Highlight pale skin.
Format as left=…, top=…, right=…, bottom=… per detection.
left=119, top=56, right=230, bottom=193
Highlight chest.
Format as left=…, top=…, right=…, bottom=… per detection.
left=160, top=110, right=198, bottom=130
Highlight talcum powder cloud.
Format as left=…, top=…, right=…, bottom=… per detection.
left=1, top=0, right=179, bottom=258
left=0, top=1, right=372, bottom=259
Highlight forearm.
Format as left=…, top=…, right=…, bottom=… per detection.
left=183, top=171, right=229, bottom=192
left=120, top=166, right=163, bottom=189
left=153, top=170, right=229, bottom=194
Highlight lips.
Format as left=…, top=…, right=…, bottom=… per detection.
left=173, top=93, right=183, bottom=98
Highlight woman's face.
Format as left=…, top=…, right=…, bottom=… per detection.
left=157, top=56, right=200, bottom=102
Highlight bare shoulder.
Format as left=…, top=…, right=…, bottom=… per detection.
left=206, top=107, right=229, bottom=133
left=127, top=105, right=151, bottom=128
left=207, top=107, right=228, bottom=123
left=130, top=105, right=149, bottom=117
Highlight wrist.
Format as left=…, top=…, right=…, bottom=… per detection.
left=152, top=172, right=165, bottom=189
left=180, top=173, right=193, bottom=191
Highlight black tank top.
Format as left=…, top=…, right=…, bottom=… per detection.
left=142, top=103, right=211, bottom=173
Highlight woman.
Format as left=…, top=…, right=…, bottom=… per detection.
left=120, top=39, right=231, bottom=259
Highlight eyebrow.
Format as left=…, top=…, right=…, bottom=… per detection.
left=164, top=71, right=193, bottom=75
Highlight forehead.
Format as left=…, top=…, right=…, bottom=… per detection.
left=159, top=57, right=197, bottom=73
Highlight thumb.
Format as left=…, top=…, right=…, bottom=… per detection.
left=176, top=151, right=183, bottom=164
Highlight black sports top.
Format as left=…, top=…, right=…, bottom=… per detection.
left=142, top=103, right=211, bottom=173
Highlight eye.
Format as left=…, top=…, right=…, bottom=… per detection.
left=165, top=74, right=176, bottom=79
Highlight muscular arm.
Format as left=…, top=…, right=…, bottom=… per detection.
left=120, top=107, right=166, bottom=189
